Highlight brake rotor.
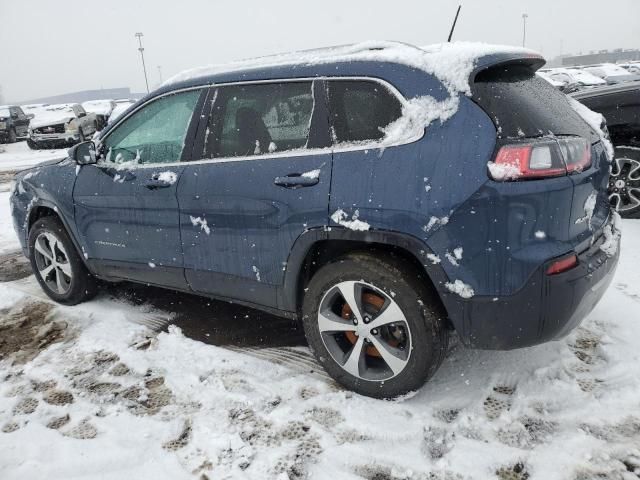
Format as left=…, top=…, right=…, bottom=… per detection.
left=342, top=292, right=387, bottom=357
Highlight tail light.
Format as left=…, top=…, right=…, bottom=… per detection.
left=488, top=137, right=591, bottom=181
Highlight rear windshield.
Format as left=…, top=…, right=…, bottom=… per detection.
left=471, top=65, right=597, bottom=141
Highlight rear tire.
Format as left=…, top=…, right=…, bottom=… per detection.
left=8, top=128, right=16, bottom=143
left=27, top=138, right=40, bottom=150
left=28, top=216, right=97, bottom=305
left=610, top=146, right=640, bottom=219
left=302, top=252, right=449, bottom=398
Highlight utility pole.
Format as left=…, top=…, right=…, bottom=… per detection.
left=135, top=32, right=150, bottom=94
left=522, top=13, right=528, bottom=48
left=157, top=65, right=163, bottom=85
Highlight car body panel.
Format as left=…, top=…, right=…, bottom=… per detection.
left=9, top=44, right=619, bottom=351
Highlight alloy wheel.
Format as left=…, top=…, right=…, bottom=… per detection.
left=317, top=280, right=412, bottom=381
left=33, top=231, right=72, bottom=294
left=609, top=156, right=640, bottom=212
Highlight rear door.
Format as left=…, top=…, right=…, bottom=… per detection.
left=73, top=88, right=204, bottom=288
left=177, top=80, right=332, bottom=308
left=12, top=107, right=30, bottom=137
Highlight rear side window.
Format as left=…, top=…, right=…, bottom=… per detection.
left=204, top=82, right=314, bottom=158
left=326, top=80, right=402, bottom=144
left=472, top=65, right=596, bottom=141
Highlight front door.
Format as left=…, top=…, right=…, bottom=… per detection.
left=177, top=81, right=332, bottom=308
left=73, top=89, right=204, bottom=288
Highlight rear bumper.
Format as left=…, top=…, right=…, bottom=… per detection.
left=444, top=226, right=620, bottom=350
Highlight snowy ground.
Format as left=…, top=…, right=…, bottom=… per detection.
left=1, top=147, right=640, bottom=480
left=0, top=141, right=67, bottom=174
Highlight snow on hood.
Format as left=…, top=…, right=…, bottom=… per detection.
left=164, top=41, right=540, bottom=96
left=29, top=105, right=76, bottom=129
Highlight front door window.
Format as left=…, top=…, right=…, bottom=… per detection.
left=103, top=90, right=200, bottom=165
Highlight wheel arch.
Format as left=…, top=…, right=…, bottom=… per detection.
left=279, top=228, right=451, bottom=320
left=27, top=201, right=88, bottom=268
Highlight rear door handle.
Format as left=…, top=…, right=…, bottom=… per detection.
left=274, top=174, right=319, bottom=189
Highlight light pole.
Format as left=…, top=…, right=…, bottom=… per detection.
left=522, top=13, right=528, bottom=48
left=135, top=32, right=150, bottom=94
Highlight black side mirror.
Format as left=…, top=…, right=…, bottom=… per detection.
left=78, top=112, right=86, bottom=118
left=71, top=141, right=97, bottom=165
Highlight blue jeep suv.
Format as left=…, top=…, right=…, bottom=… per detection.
left=10, top=42, right=620, bottom=398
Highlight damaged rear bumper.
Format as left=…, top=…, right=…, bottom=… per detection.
left=444, top=216, right=620, bottom=350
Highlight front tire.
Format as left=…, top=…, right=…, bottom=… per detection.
left=27, top=138, right=40, bottom=150
left=28, top=216, right=97, bottom=305
left=609, top=146, right=640, bottom=218
left=302, top=253, right=449, bottom=398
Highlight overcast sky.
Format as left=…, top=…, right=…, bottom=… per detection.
left=1, top=0, right=638, bottom=102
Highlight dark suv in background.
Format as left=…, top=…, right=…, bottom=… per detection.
left=10, top=42, right=620, bottom=398
left=572, top=81, right=640, bottom=217
left=0, top=105, right=32, bottom=143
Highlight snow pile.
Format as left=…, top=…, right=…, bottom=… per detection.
left=423, top=215, right=449, bottom=233
left=156, top=171, right=178, bottom=185
left=568, top=97, right=615, bottom=161
left=330, top=209, right=370, bottom=231
left=252, top=265, right=261, bottom=282
left=487, top=161, right=521, bottom=181
left=600, top=211, right=622, bottom=257
left=575, top=192, right=598, bottom=230
left=301, top=169, right=321, bottom=180
left=382, top=95, right=459, bottom=145
left=189, top=216, right=211, bottom=235
left=445, top=279, right=475, bottom=299
left=445, top=247, right=463, bottom=267
left=426, top=253, right=441, bottom=265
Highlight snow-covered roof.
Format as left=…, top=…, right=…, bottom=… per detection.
left=164, top=41, right=541, bottom=97
left=82, top=99, right=115, bottom=116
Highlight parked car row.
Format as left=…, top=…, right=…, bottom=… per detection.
left=539, top=62, right=640, bottom=93
left=0, top=98, right=139, bottom=149
left=0, top=105, right=33, bottom=143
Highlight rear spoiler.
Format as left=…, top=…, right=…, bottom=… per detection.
left=472, top=52, right=546, bottom=79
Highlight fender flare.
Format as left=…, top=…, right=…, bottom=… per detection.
left=277, top=227, right=451, bottom=314
left=26, top=199, right=90, bottom=270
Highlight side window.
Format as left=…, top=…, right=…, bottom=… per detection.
left=326, top=80, right=403, bottom=144
left=75, top=105, right=86, bottom=116
left=16, top=107, right=26, bottom=119
left=204, top=82, right=313, bottom=159
left=103, top=90, right=200, bottom=165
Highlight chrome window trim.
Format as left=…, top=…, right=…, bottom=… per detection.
left=98, top=76, right=424, bottom=170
